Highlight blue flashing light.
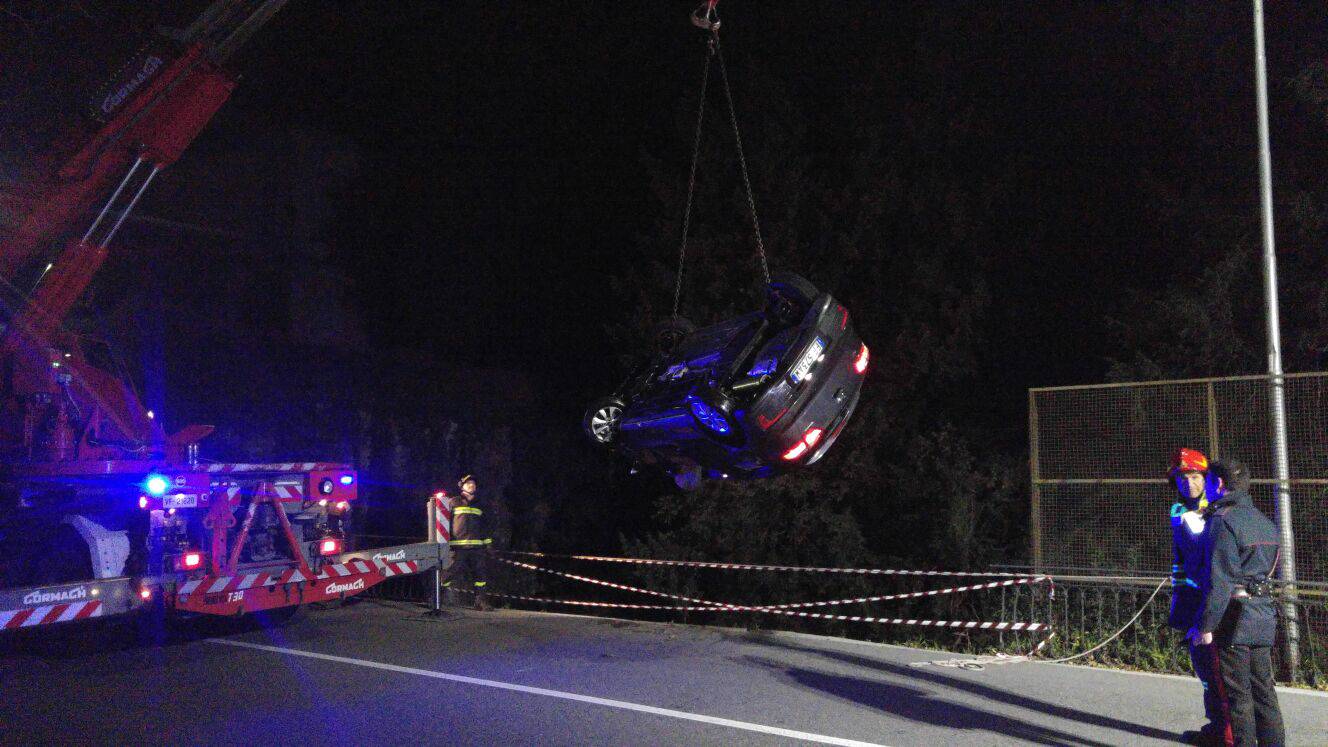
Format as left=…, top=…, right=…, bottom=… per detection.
left=339, top=474, right=354, bottom=486
left=144, top=474, right=170, bottom=497
left=689, top=398, right=731, bottom=435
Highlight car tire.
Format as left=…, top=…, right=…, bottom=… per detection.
left=688, top=385, right=744, bottom=445
left=654, top=317, right=696, bottom=355
left=583, top=396, right=627, bottom=447
left=765, top=272, right=819, bottom=324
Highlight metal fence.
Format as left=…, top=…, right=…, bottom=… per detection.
left=1028, top=372, right=1328, bottom=583
left=1029, top=372, right=1328, bottom=680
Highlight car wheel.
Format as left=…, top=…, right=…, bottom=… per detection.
left=583, top=396, right=627, bottom=447
left=765, top=272, right=819, bottom=324
left=654, top=317, right=696, bottom=355
left=687, top=385, right=744, bottom=444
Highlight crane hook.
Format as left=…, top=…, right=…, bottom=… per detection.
left=690, top=0, right=720, bottom=33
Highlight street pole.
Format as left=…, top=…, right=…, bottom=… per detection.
left=1251, top=0, right=1300, bottom=678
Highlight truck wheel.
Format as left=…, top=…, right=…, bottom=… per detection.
left=583, top=396, right=627, bottom=447
left=33, top=526, right=93, bottom=585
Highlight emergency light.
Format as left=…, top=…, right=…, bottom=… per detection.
left=144, top=474, right=170, bottom=496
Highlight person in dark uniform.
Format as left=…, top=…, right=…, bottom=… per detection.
left=1166, top=448, right=1226, bottom=745
left=440, top=474, right=493, bottom=610
left=1194, top=459, right=1286, bottom=746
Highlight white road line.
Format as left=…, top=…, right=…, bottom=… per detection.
left=207, top=638, right=887, bottom=746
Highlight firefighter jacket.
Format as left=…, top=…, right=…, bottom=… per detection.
left=1197, top=490, right=1280, bottom=646
left=1168, top=498, right=1212, bottom=631
left=449, top=495, right=492, bottom=549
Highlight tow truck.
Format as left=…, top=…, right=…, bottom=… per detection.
left=0, top=1, right=441, bottom=633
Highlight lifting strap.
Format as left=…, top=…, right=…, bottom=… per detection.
left=672, top=1, right=770, bottom=321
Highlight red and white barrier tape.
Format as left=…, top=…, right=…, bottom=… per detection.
left=473, top=589, right=1046, bottom=631
left=501, top=551, right=1039, bottom=578
left=498, top=557, right=742, bottom=609
left=494, top=558, right=1049, bottom=631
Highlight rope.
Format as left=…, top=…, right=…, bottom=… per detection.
left=671, top=36, right=714, bottom=320
left=911, top=577, right=1168, bottom=671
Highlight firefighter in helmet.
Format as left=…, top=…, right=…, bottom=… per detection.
left=1167, top=447, right=1225, bottom=744
left=441, top=474, right=492, bottom=610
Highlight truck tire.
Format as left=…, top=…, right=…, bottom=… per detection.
left=33, top=526, right=94, bottom=585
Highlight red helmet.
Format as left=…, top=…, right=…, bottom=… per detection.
left=1168, top=447, right=1209, bottom=475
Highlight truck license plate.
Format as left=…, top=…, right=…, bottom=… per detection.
left=163, top=494, right=198, bottom=509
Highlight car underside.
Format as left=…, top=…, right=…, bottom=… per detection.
left=584, top=273, right=868, bottom=489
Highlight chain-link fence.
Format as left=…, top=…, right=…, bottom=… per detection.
left=1029, top=372, right=1328, bottom=681
left=1029, top=372, right=1328, bottom=582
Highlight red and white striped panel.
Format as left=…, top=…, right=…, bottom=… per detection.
left=433, top=496, right=452, bottom=543
left=0, top=600, right=103, bottom=629
left=272, top=482, right=304, bottom=500
left=177, top=558, right=418, bottom=597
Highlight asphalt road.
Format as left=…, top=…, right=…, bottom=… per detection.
left=1, top=601, right=1324, bottom=746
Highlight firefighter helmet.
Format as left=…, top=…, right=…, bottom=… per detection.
left=1168, top=447, right=1209, bottom=475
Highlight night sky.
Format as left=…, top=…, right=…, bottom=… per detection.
left=211, top=2, right=1325, bottom=392
left=3, top=1, right=1327, bottom=464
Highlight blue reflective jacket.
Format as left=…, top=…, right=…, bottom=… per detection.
left=1167, top=492, right=1214, bottom=631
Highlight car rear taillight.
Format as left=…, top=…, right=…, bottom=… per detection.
left=782, top=426, right=825, bottom=461
left=139, top=587, right=153, bottom=600
left=782, top=442, right=809, bottom=461
left=178, top=551, right=204, bottom=571
left=320, top=537, right=342, bottom=556
left=853, top=344, right=869, bottom=374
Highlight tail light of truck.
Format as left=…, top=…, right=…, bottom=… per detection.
left=139, top=586, right=153, bottom=600
left=319, top=537, right=343, bottom=556
left=177, top=551, right=205, bottom=571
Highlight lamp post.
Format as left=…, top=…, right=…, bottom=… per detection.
left=1251, top=0, right=1300, bottom=678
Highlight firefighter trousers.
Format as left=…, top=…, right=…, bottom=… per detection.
left=441, top=547, right=489, bottom=605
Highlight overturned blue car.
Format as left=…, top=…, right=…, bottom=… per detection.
left=584, top=274, right=868, bottom=489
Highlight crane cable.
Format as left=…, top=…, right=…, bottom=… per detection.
left=672, top=1, right=770, bottom=322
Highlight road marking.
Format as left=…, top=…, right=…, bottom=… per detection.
left=208, top=638, right=887, bottom=746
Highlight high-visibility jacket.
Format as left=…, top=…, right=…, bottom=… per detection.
left=1168, top=497, right=1212, bottom=631
left=449, top=496, right=492, bottom=549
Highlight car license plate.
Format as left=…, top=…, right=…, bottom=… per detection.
left=163, top=494, right=198, bottom=509
left=789, top=337, right=825, bottom=384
